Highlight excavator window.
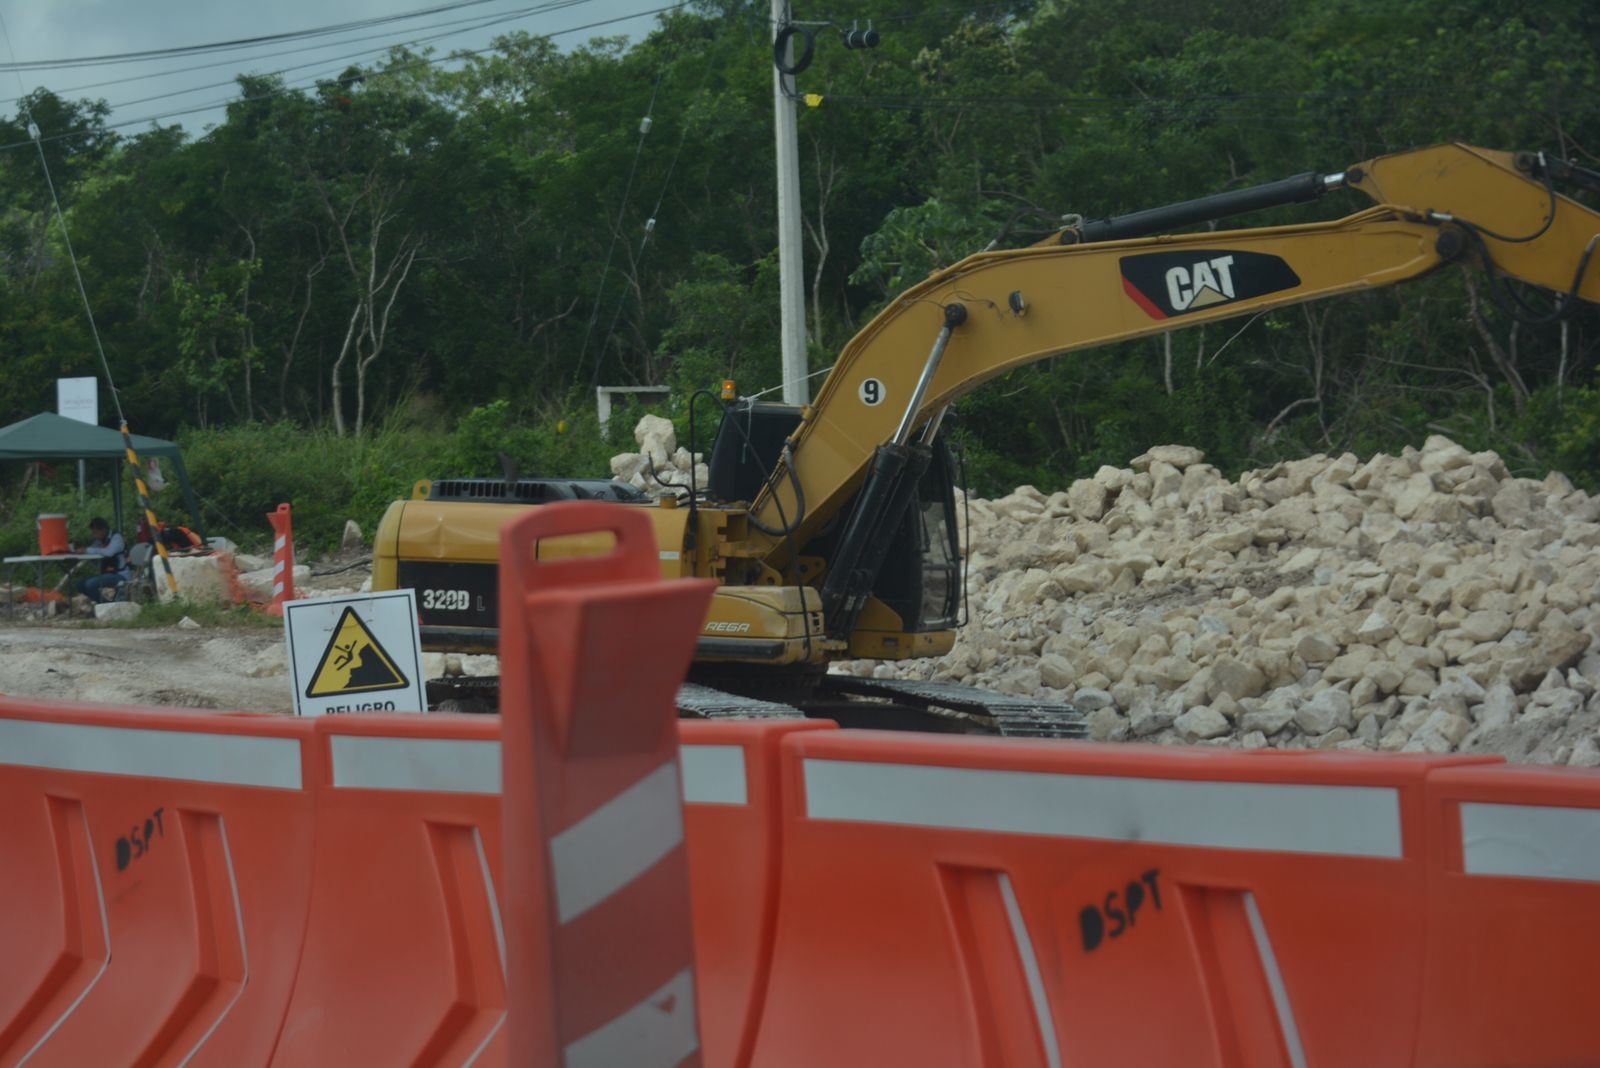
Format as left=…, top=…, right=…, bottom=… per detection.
left=870, top=440, right=961, bottom=632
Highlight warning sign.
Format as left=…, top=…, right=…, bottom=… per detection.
left=283, top=590, right=426, bottom=717
left=306, top=607, right=411, bottom=696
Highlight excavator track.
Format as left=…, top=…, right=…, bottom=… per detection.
left=428, top=673, right=1079, bottom=738
left=819, top=677, right=1088, bottom=739
left=676, top=682, right=807, bottom=721
left=427, top=676, right=807, bottom=721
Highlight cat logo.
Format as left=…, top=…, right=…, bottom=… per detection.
left=1120, top=249, right=1301, bottom=320
left=1166, top=255, right=1237, bottom=311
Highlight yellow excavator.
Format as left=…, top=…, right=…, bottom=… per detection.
left=374, top=143, right=1600, bottom=735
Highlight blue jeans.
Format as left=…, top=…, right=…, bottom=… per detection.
left=78, top=572, right=128, bottom=602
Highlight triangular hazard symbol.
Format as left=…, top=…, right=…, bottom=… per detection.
left=1188, top=286, right=1231, bottom=308
left=306, top=606, right=410, bottom=697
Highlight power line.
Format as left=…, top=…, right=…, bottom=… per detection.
left=0, top=3, right=679, bottom=152
left=0, top=0, right=595, bottom=109
left=31, top=5, right=565, bottom=117
left=592, top=21, right=726, bottom=383
left=582, top=69, right=664, bottom=387
left=0, top=0, right=510, bottom=71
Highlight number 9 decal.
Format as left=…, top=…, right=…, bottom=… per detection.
left=859, top=378, right=885, bottom=406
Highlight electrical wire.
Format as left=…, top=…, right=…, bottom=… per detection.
left=0, top=4, right=679, bottom=151
left=0, top=8, right=184, bottom=593
left=0, top=0, right=513, bottom=71
left=0, top=0, right=600, bottom=114
left=591, top=9, right=720, bottom=383
left=24, top=8, right=553, bottom=118
left=581, top=69, right=663, bottom=388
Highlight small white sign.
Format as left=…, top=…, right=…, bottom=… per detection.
left=57, top=376, right=98, bottom=425
left=283, top=589, right=427, bottom=717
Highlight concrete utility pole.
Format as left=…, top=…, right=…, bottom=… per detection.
left=772, top=0, right=810, bottom=405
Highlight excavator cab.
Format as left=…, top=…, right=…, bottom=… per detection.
left=864, top=440, right=961, bottom=636
left=706, top=400, right=803, bottom=504
left=708, top=398, right=963, bottom=654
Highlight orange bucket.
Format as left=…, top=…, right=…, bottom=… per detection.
left=37, top=514, right=69, bottom=555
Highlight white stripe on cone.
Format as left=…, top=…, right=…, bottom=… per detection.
left=550, top=761, right=684, bottom=924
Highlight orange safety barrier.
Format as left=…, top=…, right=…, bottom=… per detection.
left=12, top=504, right=1600, bottom=1068
left=1414, top=762, right=1600, bottom=1067
left=0, top=699, right=319, bottom=1068
left=680, top=718, right=833, bottom=1068
left=498, top=502, right=715, bottom=1068
left=749, top=732, right=1494, bottom=1068
left=268, top=713, right=508, bottom=1067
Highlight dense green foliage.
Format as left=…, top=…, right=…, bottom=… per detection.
left=0, top=0, right=1598, bottom=553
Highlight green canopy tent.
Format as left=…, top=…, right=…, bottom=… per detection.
left=0, top=412, right=206, bottom=545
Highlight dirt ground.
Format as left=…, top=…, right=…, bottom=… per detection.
left=0, top=623, right=297, bottom=712
left=0, top=555, right=371, bottom=715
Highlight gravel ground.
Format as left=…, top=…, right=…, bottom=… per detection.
left=0, top=555, right=368, bottom=714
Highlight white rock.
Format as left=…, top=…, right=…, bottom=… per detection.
left=1039, top=653, right=1074, bottom=690
left=1067, top=479, right=1108, bottom=520
left=1354, top=612, right=1396, bottom=643
left=1209, top=656, right=1267, bottom=700
left=93, top=601, right=141, bottom=622
left=1174, top=705, right=1231, bottom=741
left=1134, top=444, right=1205, bottom=470
left=1087, top=707, right=1130, bottom=742
left=1127, top=693, right=1176, bottom=737
left=1475, top=684, right=1518, bottom=730
left=1569, top=736, right=1600, bottom=768
left=1296, top=632, right=1340, bottom=664
left=1239, top=701, right=1296, bottom=736
left=157, top=554, right=240, bottom=606
left=1073, top=687, right=1115, bottom=712
left=1294, top=689, right=1354, bottom=735
left=1460, top=610, right=1513, bottom=644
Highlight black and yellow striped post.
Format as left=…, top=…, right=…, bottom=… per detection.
left=120, top=422, right=179, bottom=597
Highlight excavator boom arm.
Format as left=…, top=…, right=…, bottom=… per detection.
left=747, top=144, right=1600, bottom=562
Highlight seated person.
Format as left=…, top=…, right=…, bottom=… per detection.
left=76, top=517, right=131, bottom=602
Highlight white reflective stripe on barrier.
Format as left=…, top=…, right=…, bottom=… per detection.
left=1243, top=891, right=1307, bottom=1068
left=680, top=745, right=748, bottom=805
left=326, top=736, right=748, bottom=806
left=463, top=827, right=509, bottom=1068
left=0, top=718, right=302, bottom=790
left=1460, top=801, right=1600, bottom=882
left=997, top=873, right=1061, bottom=1068
left=803, top=760, right=1404, bottom=859
left=329, top=736, right=501, bottom=794
left=551, top=761, right=684, bottom=924
left=564, top=967, right=699, bottom=1068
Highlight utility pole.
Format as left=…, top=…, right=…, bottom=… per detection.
left=772, top=0, right=809, bottom=405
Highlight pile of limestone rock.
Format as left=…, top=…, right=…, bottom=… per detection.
left=609, top=414, right=709, bottom=497
left=836, top=436, right=1600, bottom=765
left=609, top=416, right=1600, bottom=765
